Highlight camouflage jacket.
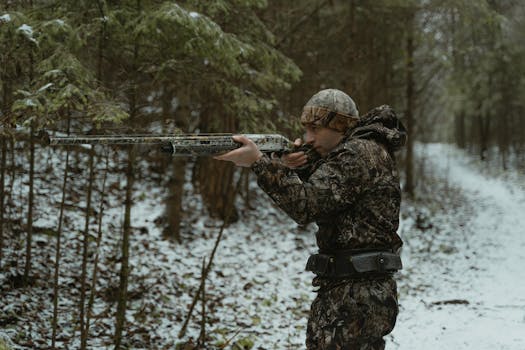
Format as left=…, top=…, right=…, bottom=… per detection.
left=251, top=105, right=406, bottom=253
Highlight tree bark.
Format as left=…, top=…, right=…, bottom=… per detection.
left=478, top=113, right=490, bottom=161
left=193, top=108, right=238, bottom=223
left=85, top=152, right=110, bottom=348
left=23, top=124, right=35, bottom=286
left=165, top=158, right=185, bottom=242
left=164, top=86, right=188, bottom=242
left=0, top=136, right=6, bottom=268
left=114, top=146, right=135, bottom=350
left=80, top=149, right=96, bottom=350
left=194, top=159, right=238, bottom=223
left=52, top=116, right=71, bottom=349
left=404, top=9, right=416, bottom=198
left=455, top=111, right=466, bottom=149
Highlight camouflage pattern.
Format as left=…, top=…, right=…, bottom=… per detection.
left=305, top=89, right=359, bottom=116
left=301, top=89, right=359, bottom=132
left=307, top=278, right=398, bottom=350
left=47, top=133, right=293, bottom=156
left=251, top=104, right=406, bottom=350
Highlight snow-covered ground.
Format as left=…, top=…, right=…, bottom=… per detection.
left=1, top=142, right=524, bottom=349
left=390, top=144, right=525, bottom=350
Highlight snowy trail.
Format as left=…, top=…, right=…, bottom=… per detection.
left=390, top=144, right=525, bottom=350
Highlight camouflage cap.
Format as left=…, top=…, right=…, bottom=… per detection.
left=300, top=89, right=359, bottom=132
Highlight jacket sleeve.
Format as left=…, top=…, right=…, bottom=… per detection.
left=251, top=148, right=367, bottom=225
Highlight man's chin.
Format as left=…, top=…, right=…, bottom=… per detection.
left=316, top=148, right=327, bottom=157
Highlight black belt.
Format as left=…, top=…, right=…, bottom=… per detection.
left=305, top=251, right=402, bottom=278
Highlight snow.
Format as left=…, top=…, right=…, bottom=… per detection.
left=0, top=14, right=11, bottom=22
left=390, top=143, right=525, bottom=349
left=53, top=19, right=65, bottom=26
left=37, top=83, right=54, bottom=92
left=1, top=142, right=524, bottom=349
left=17, top=24, right=38, bottom=44
left=23, top=98, right=38, bottom=107
left=18, top=24, right=33, bottom=34
left=189, top=12, right=200, bottom=19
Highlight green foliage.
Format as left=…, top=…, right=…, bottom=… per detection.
left=0, top=12, right=37, bottom=117
left=12, top=50, right=128, bottom=127
left=129, top=1, right=301, bottom=133
left=2, top=4, right=129, bottom=128
left=135, top=2, right=248, bottom=79
left=441, top=0, right=525, bottom=150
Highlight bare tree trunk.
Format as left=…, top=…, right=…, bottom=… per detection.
left=85, top=152, right=110, bottom=347
left=164, top=86, right=188, bottom=242
left=195, top=159, right=238, bottom=223
left=478, top=114, right=490, bottom=161
left=455, top=111, right=466, bottom=148
left=114, top=146, right=135, bottom=350
left=165, top=158, right=185, bottom=242
left=193, top=108, right=238, bottom=223
left=8, top=136, right=15, bottom=199
left=115, top=2, right=139, bottom=344
left=241, top=168, right=252, bottom=209
left=198, top=258, right=206, bottom=346
left=404, top=10, right=416, bottom=198
left=51, top=117, right=71, bottom=349
left=51, top=153, right=69, bottom=348
left=499, top=111, right=509, bottom=170
left=450, top=7, right=467, bottom=150
left=23, top=123, right=35, bottom=286
left=349, top=0, right=356, bottom=37
left=78, top=9, right=108, bottom=344
left=0, top=136, right=6, bottom=268
left=80, top=149, right=96, bottom=349
left=1, top=74, right=12, bottom=255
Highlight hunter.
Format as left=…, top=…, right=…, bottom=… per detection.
left=215, top=88, right=406, bottom=350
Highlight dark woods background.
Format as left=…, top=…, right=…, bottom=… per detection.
left=0, top=0, right=524, bottom=349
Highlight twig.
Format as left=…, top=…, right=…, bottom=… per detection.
left=219, top=328, right=243, bottom=350
left=178, top=172, right=244, bottom=339
left=198, top=258, right=206, bottom=346
left=0, top=136, right=6, bottom=269
left=80, top=148, right=96, bottom=349
left=276, top=0, right=330, bottom=49
left=84, top=150, right=110, bottom=348
left=114, top=146, right=136, bottom=350
left=51, top=124, right=71, bottom=348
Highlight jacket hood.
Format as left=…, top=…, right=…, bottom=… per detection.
left=346, top=105, right=407, bottom=152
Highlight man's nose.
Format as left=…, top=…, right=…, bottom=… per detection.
left=304, top=130, right=315, bottom=144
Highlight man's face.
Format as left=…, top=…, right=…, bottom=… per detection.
left=304, top=125, right=344, bottom=156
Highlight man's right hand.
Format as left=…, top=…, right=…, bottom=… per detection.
left=282, top=138, right=307, bottom=168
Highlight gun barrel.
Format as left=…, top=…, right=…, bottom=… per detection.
left=48, top=133, right=293, bottom=155
left=48, top=135, right=177, bottom=145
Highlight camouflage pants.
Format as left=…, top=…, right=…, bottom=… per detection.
left=306, top=277, right=398, bottom=350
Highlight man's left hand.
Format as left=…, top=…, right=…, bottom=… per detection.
left=213, top=135, right=263, bottom=167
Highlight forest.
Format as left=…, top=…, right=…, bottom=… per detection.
left=1, top=0, right=524, bottom=349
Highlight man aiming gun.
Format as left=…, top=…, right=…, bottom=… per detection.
left=215, top=89, right=406, bottom=350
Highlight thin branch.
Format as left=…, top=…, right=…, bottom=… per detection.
left=84, top=150, right=110, bottom=349
left=52, top=114, right=71, bottom=349
left=276, top=0, right=331, bottom=49
left=178, top=173, right=244, bottom=339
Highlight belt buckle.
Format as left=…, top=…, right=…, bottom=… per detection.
left=376, top=252, right=386, bottom=272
